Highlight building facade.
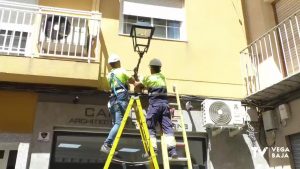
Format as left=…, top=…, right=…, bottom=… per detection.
left=2, top=0, right=291, bottom=169
left=241, top=0, right=300, bottom=169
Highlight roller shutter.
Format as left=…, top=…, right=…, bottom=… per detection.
left=275, top=0, right=300, bottom=75
left=122, top=0, right=184, bottom=21
left=290, top=133, right=300, bottom=169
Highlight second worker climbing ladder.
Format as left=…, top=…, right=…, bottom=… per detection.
left=103, top=85, right=193, bottom=169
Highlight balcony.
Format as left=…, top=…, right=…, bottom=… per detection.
left=0, top=0, right=101, bottom=62
left=241, top=9, right=300, bottom=103
left=0, top=0, right=102, bottom=88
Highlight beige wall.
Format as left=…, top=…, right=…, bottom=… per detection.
left=1, top=0, right=248, bottom=98
left=243, top=0, right=276, bottom=42
left=0, top=56, right=100, bottom=88
left=39, top=0, right=93, bottom=11
left=99, top=0, right=247, bottom=99
left=0, top=91, right=38, bottom=133
left=241, top=0, right=283, bottom=97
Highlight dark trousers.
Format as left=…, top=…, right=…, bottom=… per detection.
left=146, top=101, right=174, bottom=136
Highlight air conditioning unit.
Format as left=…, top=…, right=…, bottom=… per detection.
left=39, top=15, right=89, bottom=56
left=201, top=99, right=245, bottom=128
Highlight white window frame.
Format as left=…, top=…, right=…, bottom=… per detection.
left=119, top=0, right=187, bottom=41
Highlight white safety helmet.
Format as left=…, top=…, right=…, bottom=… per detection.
left=108, top=53, right=120, bottom=64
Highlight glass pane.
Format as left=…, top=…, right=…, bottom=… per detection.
left=124, top=15, right=137, bottom=23
left=167, top=20, right=181, bottom=27
left=136, top=28, right=152, bottom=38
left=20, top=32, right=28, bottom=51
left=154, top=18, right=166, bottom=26
left=0, top=30, right=5, bottom=46
left=5, top=31, right=13, bottom=47
left=153, top=26, right=166, bottom=38
left=167, top=27, right=180, bottom=39
left=123, top=23, right=133, bottom=34
left=137, top=16, right=151, bottom=24
left=0, top=150, right=4, bottom=159
left=7, top=150, right=18, bottom=169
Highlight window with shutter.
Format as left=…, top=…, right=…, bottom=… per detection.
left=275, top=0, right=300, bottom=75
left=120, top=0, right=186, bottom=41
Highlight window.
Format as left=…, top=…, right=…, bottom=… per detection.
left=121, top=0, right=185, bottom=41
left=50, top=131, right=206, bottom=169
left=0, top=150, right=4, bottom=159
left=123, top=15, right=181, bottom=40
left=0, top=30, right=28, bottom=54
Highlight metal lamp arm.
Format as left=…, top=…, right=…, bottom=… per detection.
left=133, top=51, right=145, bottom=81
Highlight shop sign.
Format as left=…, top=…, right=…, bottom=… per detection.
left=68, top=107, right=112, bottom=126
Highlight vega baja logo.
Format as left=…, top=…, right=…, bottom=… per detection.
left=251, top=147, right=290, bottom=159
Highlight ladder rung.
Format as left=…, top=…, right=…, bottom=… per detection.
left=169, top=103, right=178, bottom=106
left=176, top=142, right=185, bottom=147
left=169, top=157, right=188, bottom=162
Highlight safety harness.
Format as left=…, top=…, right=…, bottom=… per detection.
left=108, top=72, right=129, bottom=122
left=109, top=72, right=128, bottom=97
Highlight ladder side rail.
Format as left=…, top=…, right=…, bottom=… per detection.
left=134, top=101, right=150, bottom=156
left=136, top=98, right=160, bottom=169
left=174, top=87, right=193, bottom=169
left=161, top=134, right=170, bottom=169
left=103, top=98, right=135, bottom=169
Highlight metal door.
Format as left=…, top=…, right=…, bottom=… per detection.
left=290, top=133, right=300, bottom=169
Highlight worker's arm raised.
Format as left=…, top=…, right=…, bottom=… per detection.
left=128, top=76, right=135, bottom=85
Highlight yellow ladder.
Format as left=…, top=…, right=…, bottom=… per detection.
left=161, top=85, right=193, bottom=169
left=103, top=96, right=160, bottom=169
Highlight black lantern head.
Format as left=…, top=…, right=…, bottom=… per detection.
left=130, top=22, right=155, bottom=54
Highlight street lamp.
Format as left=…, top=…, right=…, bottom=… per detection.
left=130, top=22, right=155, bottom=80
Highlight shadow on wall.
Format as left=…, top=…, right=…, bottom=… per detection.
left=210, top=130, right=255, bottom=169
left=100, top=0, right=120, bottom=20
left=98, top=31, right=109, bottom=90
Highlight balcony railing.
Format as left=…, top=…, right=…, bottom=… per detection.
left=0, top=0, right=101, bottom=63
left=241, top=8, right=300, bottom=99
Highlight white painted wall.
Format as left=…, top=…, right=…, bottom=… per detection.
left=28, top=153, right=50, bottom=169
left=268, top=98, right=300, bottom=169
left=15, top=143, right=30, bottom=169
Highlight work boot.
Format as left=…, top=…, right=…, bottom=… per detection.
left=100, top=144, right=118, bottom=156
left=142, top=148, right=158, bottom=158
left=168, top=147, right=178, bottom=159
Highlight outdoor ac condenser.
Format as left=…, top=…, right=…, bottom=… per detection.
left=201, top=99, right=245, bottom=128
left=39, top=15, right=89, bottom=56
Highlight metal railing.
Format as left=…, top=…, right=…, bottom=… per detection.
left=0, top=0, right=101, bottom=63
left=241, top=8, right=300, bottom=96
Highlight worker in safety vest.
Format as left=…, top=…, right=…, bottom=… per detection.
left=101, top=53, right=135, bottom=154
left=134, top=58, right=178, bottom=158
